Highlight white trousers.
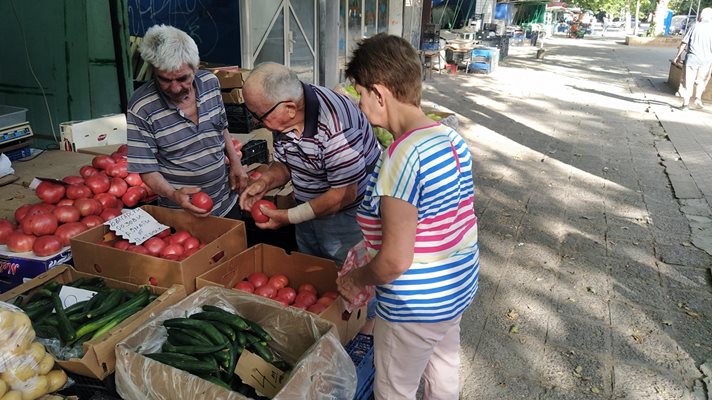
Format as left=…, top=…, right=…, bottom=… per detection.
left=680, top=63, right=712, bottom=105
left=373, top=315, right=462, bottom=400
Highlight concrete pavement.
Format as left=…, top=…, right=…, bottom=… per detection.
left=421, top=33, right=712, bottom=399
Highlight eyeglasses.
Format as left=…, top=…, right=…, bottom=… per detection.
left=245, top=100, right=289, bottom=125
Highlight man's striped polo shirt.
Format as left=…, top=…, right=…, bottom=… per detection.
left=126, top=70, right=237, bottom=216
left=272, top=83, right=381, bottom=210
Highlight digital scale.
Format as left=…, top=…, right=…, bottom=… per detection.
left=0, top=122, right=34, bottom=161
left=0, top=122, right=33, bottom=146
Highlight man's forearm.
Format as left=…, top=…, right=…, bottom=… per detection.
left=262, top=162, right=291, bottom=192
left=140, top=172, right=175, bottom=201
left=306, top=183, right=357, bottom=217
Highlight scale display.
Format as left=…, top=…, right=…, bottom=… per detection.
left=0, top=123, right=33, bottom=146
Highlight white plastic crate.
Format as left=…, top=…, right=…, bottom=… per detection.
left=60, top=114, right=127, bottom=152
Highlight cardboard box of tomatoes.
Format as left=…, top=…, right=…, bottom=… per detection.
left=70, top=205, right=248, bottom=293
left=0, top=264, right=186, bottom=379
left=196, top=244, right=366, bottom=345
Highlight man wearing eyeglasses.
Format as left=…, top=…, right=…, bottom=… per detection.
left=240, top=62, right=381, bottom=264
left=127, top=25, right=248, bottom=218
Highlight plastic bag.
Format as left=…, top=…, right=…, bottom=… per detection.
left=0, top=301, right=68, bottom=399
left=337, top=240, right=375, bottom=313
left=115, top=286, right=356, bottom=400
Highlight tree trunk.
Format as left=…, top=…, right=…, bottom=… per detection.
left=652, top=0, right=669, bottom=36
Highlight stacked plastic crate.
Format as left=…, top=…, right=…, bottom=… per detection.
left=467, top=47, right=499, bottom=74
left=346, top=333, right=375, bottom=400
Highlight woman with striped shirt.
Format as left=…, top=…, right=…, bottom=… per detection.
left=337, top=34, right=480, bottom=400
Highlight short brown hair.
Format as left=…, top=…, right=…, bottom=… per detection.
left=345, top=33, right=422, bottom=106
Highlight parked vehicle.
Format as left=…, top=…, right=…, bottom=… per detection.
left=670, top=15, right=696, bottom=35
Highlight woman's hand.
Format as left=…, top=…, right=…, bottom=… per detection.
left=336, top=270, right=366, bottom=304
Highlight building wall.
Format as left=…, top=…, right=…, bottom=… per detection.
left=0, top=0, right=129, bottom=150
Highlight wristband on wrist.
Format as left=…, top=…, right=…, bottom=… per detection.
left=287, top=202, right=316, bottom=224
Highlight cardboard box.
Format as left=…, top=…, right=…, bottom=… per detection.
left=221, top=88, right=243, bottom=104
left=196, top=244, right=366, bottom=345
left=209, top=67, right=250, bottom=89
left=0, top=265, right=186, bottom=379
left=76, top=143, right=122, bottom=156
left=115, top=286, right=356, bottom=400
left=60, top=114, right=127, bottom=152
left=70, top=205, right=247, bottom=293
left=0, top=245, right=72, bottom=293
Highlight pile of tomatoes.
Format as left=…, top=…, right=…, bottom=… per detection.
left=0, top=145, right=155, bottom=257
left=233, top=272, right=338, bottom=314
left=98, top=228, right=205, bottom=261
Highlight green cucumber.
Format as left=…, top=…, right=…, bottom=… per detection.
left=86, top=290, right=123, bottom=319
left=249, top=341, right=274, bottom=363
left=190, top=311, right=249, bottom=332
left=144, top=353, right=219, bottom=374
left=90, top=305, right=141, bottom=339
left=164, top=318, right=227, bottom=345
left=51, top=292, right=76, bottom=343
left=161, top=341, right=230, bottom=355
left=75, top=289, right=149, bottom=338
left=24, top=302, right=54, bottom=322
left=201, top=305, right=250, bottom=330
left=207, top=321, right=236, bottom=342
left=236, top=330, right=247, bottom=347
left=34, top=324, right=59, bottom=339
left=167, top=329, right=208, bottom=346
left=246, top=319, right=273, bottom=342
left=83, top=290, right=108, bottom=312
left=64, top=299, right=91, bottom=316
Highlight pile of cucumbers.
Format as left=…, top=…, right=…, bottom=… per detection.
left=145, top=305, right=291, bottom=398
left=19, top=277, right=154, bottom=351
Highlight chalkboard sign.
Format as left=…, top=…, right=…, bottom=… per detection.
left=128, top=0, right=241, bottom=65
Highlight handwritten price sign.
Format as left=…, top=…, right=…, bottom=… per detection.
left=105, top=208, right=169, bottom=245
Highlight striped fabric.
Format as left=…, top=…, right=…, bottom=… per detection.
left=357, top=123, right=480, bottom=323
left=273, top=84, right=381, bottom=210
left=126, top=70, right=237, bottom=216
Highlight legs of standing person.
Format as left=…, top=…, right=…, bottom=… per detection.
left=693, top=64, right=712, bottom=107
left=422, top=315, right=462, bottom=400
left=680, top=65, right=696, bottom=108
left=373, top=316, right=462, bottom=400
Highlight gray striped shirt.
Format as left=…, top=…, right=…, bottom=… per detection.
left=126, top=70, right=237, bottom=216
left=273, top=84, right=381, bottom=210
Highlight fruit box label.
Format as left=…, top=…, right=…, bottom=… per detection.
left=106, top=208, right=168, bottom=245
left=235, top=349, right=286, bottom=398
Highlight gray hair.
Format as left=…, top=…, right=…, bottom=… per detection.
left=139, top=25, right=199, bottom=72
left=251, top=62, right=303, bottom=103
left=701, top=8, right=712, bottom=22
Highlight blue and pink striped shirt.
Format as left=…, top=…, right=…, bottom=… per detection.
left=357, top=123, right=479, bottom=323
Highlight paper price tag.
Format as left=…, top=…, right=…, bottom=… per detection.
left=105, top=208, right=169, bottom=245
left=55, top=285, right=97, bottom=312
left=235, top=350, right=286, bottom=398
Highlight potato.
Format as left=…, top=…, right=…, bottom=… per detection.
left=45, top=370, right=67, bottom=393
left=0, top=391, right=22, bottom=400
left=27, top=343, right=45, bottom=366
left=0, top=380, right=7, bottom=397
left=36, top=355, right=53, bottom=376
left=19, top=375, right=48, bottom=400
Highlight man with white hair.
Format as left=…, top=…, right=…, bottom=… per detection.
left=239, top=62, right=381, bottom=265
left=674, top=7, right=712, bottom=110
left=127, top=25, right=247, bottom=217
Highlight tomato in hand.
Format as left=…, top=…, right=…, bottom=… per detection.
left=190, top=191, right=213, bottom=213
left=250, top=200, right=276, bottom=223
